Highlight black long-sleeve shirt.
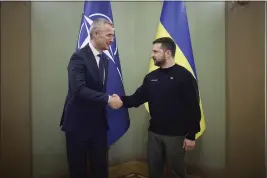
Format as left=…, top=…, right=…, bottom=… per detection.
left=121, top=64, right=201, bottom=140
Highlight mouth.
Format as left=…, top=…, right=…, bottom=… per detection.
left=105, top=43, right=111, bottom=49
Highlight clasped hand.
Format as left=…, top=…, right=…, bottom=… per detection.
left=108, top=94, right=122, bottom=109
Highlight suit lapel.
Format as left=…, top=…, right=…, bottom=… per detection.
left=81, top=45, right=101, bottom=83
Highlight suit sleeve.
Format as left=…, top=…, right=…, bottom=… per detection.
left=183, top=72, right=201, bottom=141
left=120, top=77, right=148, bottom=108
left=68, top=53, right=109, bottom=104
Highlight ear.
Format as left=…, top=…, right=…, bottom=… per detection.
left=166, top=50, right=171, bottom=56
left=94, top=30, right=100, bottom=37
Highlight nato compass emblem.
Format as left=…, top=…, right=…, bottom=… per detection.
left=77, top=13, right=123, bottom=82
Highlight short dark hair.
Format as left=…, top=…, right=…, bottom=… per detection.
left=152, top=37, right=176, bottom=57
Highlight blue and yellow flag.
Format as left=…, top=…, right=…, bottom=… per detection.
left=145, top=1, right=206, bottom=139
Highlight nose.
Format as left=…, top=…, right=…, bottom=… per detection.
left=109, top=37, right=114, bottom=43
left=110, top=35, right=114, bottom=41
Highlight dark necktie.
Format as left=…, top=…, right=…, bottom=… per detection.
left=98, top=54, right=104, bottom=84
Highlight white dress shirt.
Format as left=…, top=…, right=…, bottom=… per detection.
left=88, top=42, right=106, bottom=82
left=89, top=42, right=101, bottom=67
left=88, top=42, right=110, bottom=102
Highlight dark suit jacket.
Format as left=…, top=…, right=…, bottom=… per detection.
left=60, top=44, right=109, bottom=136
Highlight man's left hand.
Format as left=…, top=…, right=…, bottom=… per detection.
left=183, top=139, right=195, bottom=151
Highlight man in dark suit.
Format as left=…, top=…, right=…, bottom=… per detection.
left=60, top=18, right=122, bottom=178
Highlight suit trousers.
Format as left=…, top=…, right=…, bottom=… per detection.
left=65, top=131, right=108, bottom=178
left=147, top=131, right=186, bottom=178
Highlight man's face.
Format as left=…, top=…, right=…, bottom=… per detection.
left=95, top=23, right=114, bottom=50
left=151, top=43, right=167, bottom=67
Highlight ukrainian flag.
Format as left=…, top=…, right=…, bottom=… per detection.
left=145, top=1, right=206, bottom=139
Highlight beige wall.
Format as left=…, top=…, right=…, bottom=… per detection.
left=186, top=2, right=226, bottom=169
left=31, top=2, right=82, bottom=177
left=30, top=2, right=226, bottom=177
left=1, top=1, right=265, bottom=178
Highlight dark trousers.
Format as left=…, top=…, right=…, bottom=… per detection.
left=147, top=131, right=186, bottom=178
left=65, top=131, right=108, bottom=178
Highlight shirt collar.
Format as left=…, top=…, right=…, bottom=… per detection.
left=89, top=41, right=101, bottom=57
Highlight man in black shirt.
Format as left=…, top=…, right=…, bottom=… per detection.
left=111, top=37, right=201, bottom=178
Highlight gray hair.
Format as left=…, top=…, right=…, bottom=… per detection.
left=89, top=18, right=113, bottom=39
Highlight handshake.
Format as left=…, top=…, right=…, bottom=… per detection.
left=108, top=94, right=123, bottom=109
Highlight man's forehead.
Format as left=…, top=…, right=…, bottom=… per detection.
left=104, top=23, right=114, bottom=29
left=105, top=27, right=115, bottom=34
left=99, top=23, right=113, bottom=31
